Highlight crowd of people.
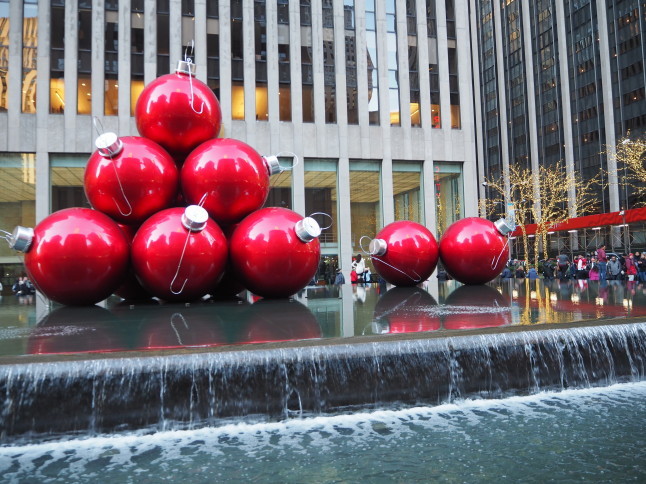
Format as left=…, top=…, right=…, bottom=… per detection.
left=502, top=244, right=646, bottom=283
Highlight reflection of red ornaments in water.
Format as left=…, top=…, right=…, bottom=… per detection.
left=230, top=208, right=321, bottom=298
left=443, top=285, right=511, bottom=329
left=22, top=208, right=130, bottom=306
left=370, top=221, right=439, bottom=286
left=134, top=63, right=222, bottom=163
left=439, top=217, right=509, bottom=285
left=235, top=299, right=322, bottom=344
left=181, top=138, right=271, bottom=225
left=84, top=135, right=179, bottom=225
left=373, top=287, right=440, bottom=333
left=131, top=206, right=228, bottom=302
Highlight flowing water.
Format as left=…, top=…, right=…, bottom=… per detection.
left=1, top=382, right=644, bottom=483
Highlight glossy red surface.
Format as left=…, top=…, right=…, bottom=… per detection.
left=131, top=207, right=228, bottom=302
left=438, top=217, right=509, bottom=285
left=24, top=208, right=130, bottom=306
left=371, top=221, right=439, bottom=286
left=443, top=285, right=511, bottom=329
left=114, top=223, right=153, bottom=301
left=84, top=136, right=179, bottom=225
left=230, top=208, right=321, bottom=298
left=134, top=71, right=222, bottom=163
left=181, top=138, right=270, bottom=225
left=373, top=287, right=440, bottom=333
left=211, top=223, right=247, bottom=299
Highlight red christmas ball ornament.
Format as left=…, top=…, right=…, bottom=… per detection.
left=113, top=223, right=153, bottom=301
left=131, top=205, right=228, bottom=302
left=181, top=138, right=281, bottom=225
left=368, top=221, right=439, bottom=286
left=135, top=60, right=222, bottom=163
left=372, top=287, right=440, bottom=334
left=230, top=207, right=321, bottom=298
left=84, top=133, right=179, bottom=225
left=211, top=223, right=247, bottom=299
left=438, top=217, right=515, bottom=285
left=9, top=208, right=130, bottom=306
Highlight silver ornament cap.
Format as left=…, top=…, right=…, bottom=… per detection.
left=264, top=156, right=283, bottom=176
left=10, top=226, right=34, bottom=252
left=181, top=205, right=209, bottom=232
left=95, top=132, right=123, bottom=158
left=176, top=59, right=196, bottom=76
left=494, top=218, right=516, bottom=236
left=295, top=217, right=321, bottom=242
left=369, top=238, right=388, bottom=256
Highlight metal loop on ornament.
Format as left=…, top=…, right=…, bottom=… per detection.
left=92, top=116, right=106, bottom=139
left=308, top=212, right=333, bottom=230
left=169, top=229, right=192, bottom=295
left=491, top=235, right=511, bottom=271
left=197, top=192, right=208, bottom=208
left=371, top=255, right=422, bottom=283
left=359, top=236, right=373, bottom=255
left=275, top=152, right=300, bottom=170
left=0, top=229, right=12, bottom=247
left=184, top=42, right=204, bottom=115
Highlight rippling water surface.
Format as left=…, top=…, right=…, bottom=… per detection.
left=1, top=382, right=644, bottom=483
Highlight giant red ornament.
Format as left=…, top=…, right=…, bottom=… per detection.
left=230, top=207, right=321, bottom=298
left=84, top=134, right=179, bottom=225
left=181, top=138, right=280, bottom=225
left=438, top=217, right=514, bottom=285
left=131, top=205, right=228, bottom=302
left=135, top=60, right=222, bottom=163
left=368, top=221, right=439, bottom=286
left=10, top=208, right=130, bottom=306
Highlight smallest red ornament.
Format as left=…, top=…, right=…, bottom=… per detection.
left=438, top=217, right=515, bottom=285
left=368, top=221, right=439, bottom=286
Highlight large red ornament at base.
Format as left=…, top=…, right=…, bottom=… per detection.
left=438, top=217, right=513, bottom=285
left=369, top=221, right=439, bottom=286
left=230, top=207, right=321, bottom=298
left=131, top=205, right=228, bottom=302
left=181, top=138, right=275, bottom=225
left=135, top=61, right=222, bottom=163
left=10, top=208, right=130, bottom=306
left=84, top=134, right=179, bottom=225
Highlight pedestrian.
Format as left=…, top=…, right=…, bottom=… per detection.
left=607, top=255, right=622, bottom=280
left=596, top=244, right=608, bottom=281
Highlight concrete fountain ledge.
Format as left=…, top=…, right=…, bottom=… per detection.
left=1, top=320, right=645, bottom=444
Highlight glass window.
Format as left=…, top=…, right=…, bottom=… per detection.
left=366, top=3, right=379, bottom=125
left=0, top=154, right=36, bottom=273
left=78, top=6, right=92, bottom=114
left=302, top=28, right=314, bottom=123
left=305, top=159, right=338, bottom=250
left=132, top=7, right=146, bottom=115
left=50, top=155, right=91, bottom=213
left=22, top=0, right=37, bottom=113
left=350, top=160, right=381, bottom=251
left=427, top=0, right=440, bottom=128
left=156, top=1, right=169, bottom=77
left=207, top=19, right=220, bottom=101
left=345, top=1, right=358, bottom=125
left=393, top=161, right=422, bottom=223
left=386, top=2, right=399, bottom=126
left=278, top=28, right=291, bottom=121
left=231, top=0, right=244, bottom=120
left=263, top=162, right=292, bottom=210
left=255, top=0, right=268, bottom=121
left=434, top=162, right=463, bottom=237
left=0, top=0, right=8, bottom=111
left=50, top=2, right=65, bottom=113
left=105, top=8, right=119, bottom=115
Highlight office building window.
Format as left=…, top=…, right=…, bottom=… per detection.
left=263, top=161, right=292, bottom=210
left=77, top=1, right=92, bottom=114
left=434, top=162, right=463, bottom=236
left=393, top=161, right=423, bottom=223
left=255, top=0, right=268, bottom=121
left=350, top=160, right=381, bottom=250
left=50, top=1, right=65, bottom=113
left=50, top=154, right=91, bottom=212
left=366, top=0, right=380, bottom=125
left=231, top=0, right=244, bottom=120
left=105, top=1, right=119, bottom=115
left=301, top=1, right=314, bottom=122
left=427, top=0, right=440, bottom=127
left=305, top=159, right=338, bottom=248
left=22, top=0, right=37, bottom=113
left=278, top=0, right=291, bottom=121
left=345, top=0, right=358, bottom=125
left=386, top=0, right=400, bottom=126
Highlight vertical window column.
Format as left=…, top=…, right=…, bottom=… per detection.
left=22, top=0, right=37, bottom=113
left=254, top=0, right=268, bottom=121
left=301, top=0, right=314, bottom=122
left=206, top=3, right=220, bottom=102
left=322, top=0, right=336, bottom=123
left=344, top=0, right=358, bottom=125
left=104, top=1, right=119, bottom=115
left=49, top=1, right=64, bottom=113
left=386, top=0, right=399, bottom=126
left=366, top=0, right=379, bottom=125
left=349, top=160, right=382, bottom=250
left=407, top=0, right=420, bottom=127
left=426, top=0, right=440, bottom=127
left=446, top=0, right=460, bottom=128
left=434, top=162, right=463, bottom=236
left=393, top=161, right=423, bottom=223
left=278, top=0, right=291, bottom=121
left=77, top=1, right=92, bottom=114
left=231, top=0, right=244, bottom=120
